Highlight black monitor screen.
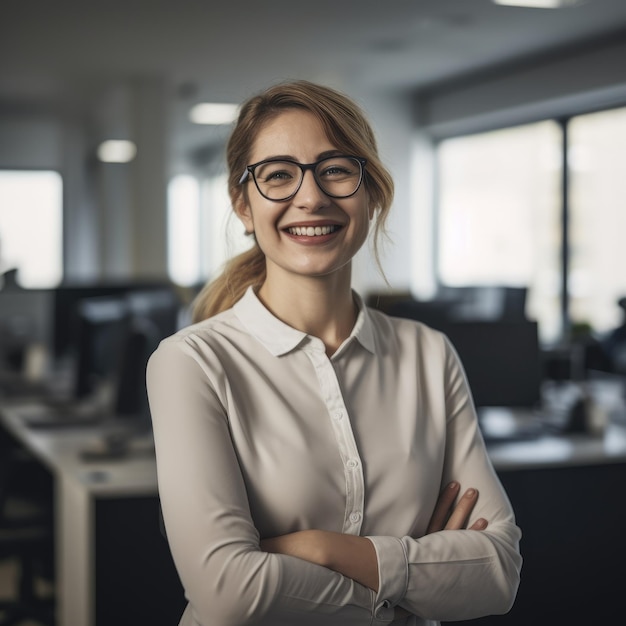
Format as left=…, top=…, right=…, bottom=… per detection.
left=74, top=296, right=130, bottom=399
left=113, top=289, right=181, bottom=422
left=51, top=282, right=176, bottom=361
left=439, top=321, right=542, bottom=408
left=0, top=288, right=53, bottom=370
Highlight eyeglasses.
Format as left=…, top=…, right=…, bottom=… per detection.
left=238, top=155, right=367, bottom=202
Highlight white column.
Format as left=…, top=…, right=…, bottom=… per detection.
left=128, top=76, right=169, bottom=278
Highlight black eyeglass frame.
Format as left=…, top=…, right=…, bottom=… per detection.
left=238, top=155, right=367, bottom=202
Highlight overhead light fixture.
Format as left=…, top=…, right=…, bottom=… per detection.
left=189, top=102, right=240, bottom=125
left=97, top=140, right=137, bottom=163
left=493, top=0, right=585, bottom=7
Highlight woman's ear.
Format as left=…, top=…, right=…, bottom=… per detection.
left=234, top=196, right=255, bottom=234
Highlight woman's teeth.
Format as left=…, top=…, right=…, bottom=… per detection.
left=287, top=225, right=338, bottom=236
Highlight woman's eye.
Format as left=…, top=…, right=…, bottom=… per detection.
left=321, top=165, right=350, bottom=178
left=264, top=169, right=293, bottom=182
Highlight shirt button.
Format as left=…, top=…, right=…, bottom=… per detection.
left=349, top=511, right=362, bottom=523
left=333, top=411, right=344, bottom=421
left=346, top=458, right=359, bottom=469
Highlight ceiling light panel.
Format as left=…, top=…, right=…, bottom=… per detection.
left=189, top=103, right=240, bottom=125
left=493, top=0, right=585, bottom=7
left=97, top=140, right=137, bottom=163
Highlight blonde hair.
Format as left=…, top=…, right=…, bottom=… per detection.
left=192, top=80, right=394, bottom=322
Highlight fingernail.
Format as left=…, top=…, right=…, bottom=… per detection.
left=476, top=518, right=487, bottom=529
left=466, top=488, right=476, bottom=498
left=449, top=481, right=459, bottom=489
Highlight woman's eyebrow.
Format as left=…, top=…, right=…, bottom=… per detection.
left=318, top=150, right=344, bottom=159
left=256, top=150, right=344, bottom=163
left=256, top=154, right=294, bottom=162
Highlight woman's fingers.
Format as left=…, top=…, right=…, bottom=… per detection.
left=427, top=482, right=489, bottom=533
left=426, top=481, right=460, bottom=534
left=469, top=517, right=488, bottom=530
left=445, top=488, right=479, bottom=530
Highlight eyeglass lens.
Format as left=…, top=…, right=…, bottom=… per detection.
left=253, top=156, right=363, bottom=200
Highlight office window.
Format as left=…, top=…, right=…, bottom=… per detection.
left=167, top=175, right=202, bottom=287
left=568, top=106, right=626, bottom=333
left=167, top=173, right=252, bottom=287
left=0, top=170, right=63, bottom=288
left=201, top=174, right=252, bottom=280
left=437, top=121, right=563, bottom=341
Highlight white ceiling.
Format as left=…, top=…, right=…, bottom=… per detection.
left=2, top=0, right=626, bottom=169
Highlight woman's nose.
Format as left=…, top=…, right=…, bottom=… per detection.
left=292, top=170, right=329, bottom=212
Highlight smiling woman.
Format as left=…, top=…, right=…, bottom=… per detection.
left=146, top=80, right=522, bottom=626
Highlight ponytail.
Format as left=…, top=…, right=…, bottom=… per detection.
left=191, top=244, right=266, bottom=322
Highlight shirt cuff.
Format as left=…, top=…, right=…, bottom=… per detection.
left=366, top=535, right=409, bottom=609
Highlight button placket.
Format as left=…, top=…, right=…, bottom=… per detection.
left=305, top=348, right=365, bottom=535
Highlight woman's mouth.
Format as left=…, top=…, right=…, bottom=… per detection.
left=286, top=224, right=340, bottom=237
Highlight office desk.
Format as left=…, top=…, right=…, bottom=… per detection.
left=487, top=421, right=626, bottom=470
left=3, top=400, right=626, bottom=626
left=451, top=421, right=626, bottom=626
left=0, top=402, right=185, bottom=626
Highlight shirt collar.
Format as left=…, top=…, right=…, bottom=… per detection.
left=233, top=286, right=377, bottom=357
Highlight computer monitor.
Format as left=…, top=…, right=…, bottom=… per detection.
left=73, top=295, right=131, bottom=400
left=113, top=289, right=181, bottom=425
left=24, top=288, right=181, bottom=431
left=386, top=299, right=454, bottom=329
left=438, top=320, right=542, bottom=408
left=51, top=281, right=177, bottom=362
left=125, top=289, right=181, bottom=345
left=0, top=288, right=53, bottom=371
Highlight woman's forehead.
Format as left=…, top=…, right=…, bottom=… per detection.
left=249, top=109, right=336, bottom=161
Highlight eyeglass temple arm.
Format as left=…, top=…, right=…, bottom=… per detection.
left=238, top=169, right=250, bottom=185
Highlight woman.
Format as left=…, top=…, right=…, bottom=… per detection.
left=147, top=80, right=522, bottom=625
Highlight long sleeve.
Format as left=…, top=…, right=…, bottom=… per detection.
left=367, top=336, right=522, bottom=622
left=147, top=334, right=392, bottom=626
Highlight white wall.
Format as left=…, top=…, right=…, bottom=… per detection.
left=0, top=115, right=62, bottom=169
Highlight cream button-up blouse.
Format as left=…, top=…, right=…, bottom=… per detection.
left=146, top=287, right=522, bottom=626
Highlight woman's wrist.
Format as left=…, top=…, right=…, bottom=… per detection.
left=323, top=532, right=379, bottom=591
left=261, top=530, right=379, bottom=591
left=261, top=530, right=328, bottom=566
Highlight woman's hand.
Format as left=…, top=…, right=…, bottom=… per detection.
left=393, top=482, right=489, bottom=621
left=427, top=481, right=488, bottom=534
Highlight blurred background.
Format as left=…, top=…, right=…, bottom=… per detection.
left=1, top=1, right=626, bottom=625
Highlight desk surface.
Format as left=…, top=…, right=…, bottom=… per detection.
left=487, top=423, right=626, bottom=470
left=0, top=400, right=158, bottom=497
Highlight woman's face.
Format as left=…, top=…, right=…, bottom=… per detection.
left=236, top=109, right=372, bottom=286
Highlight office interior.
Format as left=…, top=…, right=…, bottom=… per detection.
left=2, top=1, right=626, bottom=624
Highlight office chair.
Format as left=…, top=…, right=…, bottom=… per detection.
left=0, top=434, right=55, bottom=626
